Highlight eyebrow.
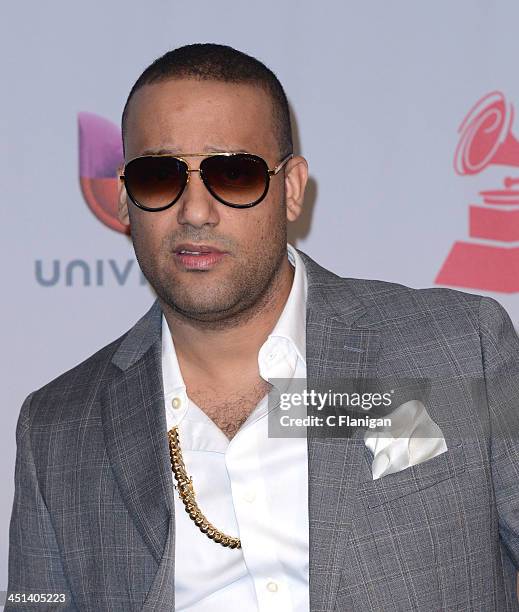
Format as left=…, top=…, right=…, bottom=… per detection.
left=139, top=145, right=249, bottom=156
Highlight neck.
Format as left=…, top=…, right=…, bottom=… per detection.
left=159, top=254, right=295, bottom=382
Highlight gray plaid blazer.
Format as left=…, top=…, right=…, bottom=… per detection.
left=7, top=249, right=519, bottom=611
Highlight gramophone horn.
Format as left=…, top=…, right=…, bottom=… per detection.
left=454, top=91, right=519, bottom=175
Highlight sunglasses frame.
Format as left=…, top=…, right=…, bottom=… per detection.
left=120, top=151, right=294, bottom=211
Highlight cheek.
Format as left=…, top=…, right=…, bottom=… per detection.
left=231, top=205, right=282, bottom=249
left=254, top=195, right=285, bottom=238
left=129, top=209, right=169, bottom=256
left=261, top=189, right=287, bottom=232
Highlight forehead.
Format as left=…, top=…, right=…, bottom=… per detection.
left=124, top=78, right=278, bottom=158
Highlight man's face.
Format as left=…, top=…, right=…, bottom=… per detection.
left=120, top=78, right=302, bottom=323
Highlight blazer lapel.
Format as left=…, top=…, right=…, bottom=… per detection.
left=298, top=250, right=382, bottom=612
left=101, top=300, right=175, bottom=565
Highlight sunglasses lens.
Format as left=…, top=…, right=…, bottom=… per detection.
left=201, top=154, right=268, bottom=206
left=124, top=156, right=186, bottom=209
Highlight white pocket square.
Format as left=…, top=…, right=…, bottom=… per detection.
left=364, top=399, right=447, bottom=480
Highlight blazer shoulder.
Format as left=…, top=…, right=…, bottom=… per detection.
left=23, top=328, right=130, bottom=428
left=342, top=276, right=482, bottom=328
left=23, top=299, right=162, bottom=426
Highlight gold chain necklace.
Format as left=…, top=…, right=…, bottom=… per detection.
left=167, top=426, right=241, bottom=549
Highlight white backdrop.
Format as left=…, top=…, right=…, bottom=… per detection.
left=3, top=0, right=519, bottom=588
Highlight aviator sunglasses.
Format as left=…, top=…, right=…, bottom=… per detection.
left=120, top=151, right=294, bottom=211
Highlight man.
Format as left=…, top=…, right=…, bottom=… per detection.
left=6, top=43, right=519, bottom=611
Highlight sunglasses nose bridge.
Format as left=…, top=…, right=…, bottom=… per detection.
left=179, top=166, right=217, bottom=210
left=184, top=167, right=204, bottom=191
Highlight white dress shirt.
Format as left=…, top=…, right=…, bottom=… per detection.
left=161, top=243, right=309, bottom=611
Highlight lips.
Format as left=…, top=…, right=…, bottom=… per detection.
left=174, top=243, right=225, bottom=254
left=173, top=243, right=227, bottom=270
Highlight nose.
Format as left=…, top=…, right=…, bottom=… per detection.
left=175, top=167, right=220, bottom=228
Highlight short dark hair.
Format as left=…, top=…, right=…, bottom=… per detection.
left=121, top=43, right=293, bottom=158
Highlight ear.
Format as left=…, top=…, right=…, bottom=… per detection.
left=284, top=155, right=308, bottom=222
left=117, top=165, right=130, bottom=226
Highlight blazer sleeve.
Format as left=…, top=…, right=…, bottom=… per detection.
left=479, top=296, right=519, bottom=569
left=6, top=392, right=77, bottom=611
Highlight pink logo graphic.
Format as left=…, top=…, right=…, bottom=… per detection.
left=436, top=91, right=519, bottom=293
left=78, top=112, right=128, bottom=234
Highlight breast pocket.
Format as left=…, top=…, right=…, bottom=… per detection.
left=359, top=442, right=466, bottom=509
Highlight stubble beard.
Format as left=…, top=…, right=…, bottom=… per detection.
left=132, top=220, right=289, bottom=331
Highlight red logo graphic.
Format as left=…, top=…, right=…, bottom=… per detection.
left=78, top=112, right=128, bottom=234
left=436, top=91, right=519, bottom=293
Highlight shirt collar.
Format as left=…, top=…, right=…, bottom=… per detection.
left=161, top=313, right=186, bottom=397
left=263, top=243, right=307, bottom=365
left=161, top=242, right=307, bottom=397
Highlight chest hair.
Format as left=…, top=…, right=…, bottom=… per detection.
left=187, top=378, right=273, bottom=440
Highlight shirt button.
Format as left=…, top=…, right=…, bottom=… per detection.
left=267, top=352, right=276, bottom=361
left=171, top=396, right=182, bottom=409
left=266, top=581, right=278, bottom=593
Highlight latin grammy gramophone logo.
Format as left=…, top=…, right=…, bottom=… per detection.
left=78, top=112, right=128, bottom=234
left=436, top=91, right=519, bottom=293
